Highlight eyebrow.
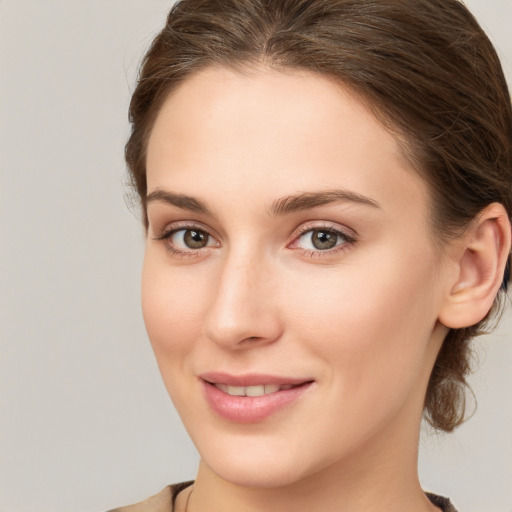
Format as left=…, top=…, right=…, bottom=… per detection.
left=145, top=188, right=380, bottom=216
left=270, top=189, right=380, bottom=216
left=146, top=189, right=210, bottom=214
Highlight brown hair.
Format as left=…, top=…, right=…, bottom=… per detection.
left=126, top=0, right=512, bottom=432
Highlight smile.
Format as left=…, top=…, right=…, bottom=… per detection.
left=200, top=373, right=314, bottom=423
left=212, top=383, right=297, bottom=397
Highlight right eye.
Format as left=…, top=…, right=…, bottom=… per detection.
left=155, top=225, right=220, bottom=257
left=170, top=228, right=213, bottom=250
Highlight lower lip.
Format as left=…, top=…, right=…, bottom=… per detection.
left=202, top=380, right=313, bottom=423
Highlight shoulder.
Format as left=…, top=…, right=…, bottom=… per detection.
left=426, top=492, right=459, bottom=512
left=106, top=482, right=193, bottom=512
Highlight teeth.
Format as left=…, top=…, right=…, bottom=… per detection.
left=245, top=385, right=265, bottom=397
left=227, top=385, right=245, bottom=396
left=214, top=383, right=288, bottom=396
left=215, top=383, right=229, bottom=393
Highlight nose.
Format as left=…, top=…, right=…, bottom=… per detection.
left=202, top=248, right=283, bottom=350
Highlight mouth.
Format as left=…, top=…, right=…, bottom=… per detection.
left=199, top=373, right=314, bottom=423
left=208, top=382, right=302, bottom=397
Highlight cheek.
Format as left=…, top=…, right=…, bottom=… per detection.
left=141, top=252, right=209, bottom=359
left=284, top=245, right=440, bottom=385
left=280, top=254, right=441, bottom=450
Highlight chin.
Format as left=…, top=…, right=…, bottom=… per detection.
left=204, top=456, right=309, bottom=489
left=195, top=432, right=326, bottom=490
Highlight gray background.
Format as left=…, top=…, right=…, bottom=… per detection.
left=0, top=1, right=511, bottom=511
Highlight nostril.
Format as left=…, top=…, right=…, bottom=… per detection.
left=237, top=336, right=266, bottom=346
left=244, top=336, right=263, bottom=342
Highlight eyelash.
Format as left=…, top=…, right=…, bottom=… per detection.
left=153, top=222, right=357, bottom=259
left=289, top=222, right=357, bottom=258
left=153, top=222, right=218, bottom=259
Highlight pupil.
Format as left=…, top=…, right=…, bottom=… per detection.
left=184, top=229, right=207, bottom=248
left=312, top=230, right=337, bottom=250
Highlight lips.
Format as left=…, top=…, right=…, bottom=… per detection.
left=200, top=372, right=313, bottom=423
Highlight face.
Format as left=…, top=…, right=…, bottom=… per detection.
left=143, top=66, right=450, bottom=488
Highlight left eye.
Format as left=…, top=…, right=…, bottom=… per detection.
left=295, top=229, right=348, bottom=251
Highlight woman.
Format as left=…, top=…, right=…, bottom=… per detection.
left=112, top=0, right=512, bottom=510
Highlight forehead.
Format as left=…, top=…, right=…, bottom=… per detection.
left=148, top=65, right=400, bottom=165
left=146, top=65, right=430, bottom=226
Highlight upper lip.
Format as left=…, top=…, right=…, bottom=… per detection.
left=199, top=372, right=313, bottom=387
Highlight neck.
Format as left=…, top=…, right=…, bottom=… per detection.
left=189, top=411, right=438, bottom=512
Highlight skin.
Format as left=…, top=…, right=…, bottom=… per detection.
left=142, top=65, right=463, bottom=512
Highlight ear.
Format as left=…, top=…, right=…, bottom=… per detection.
left=438, top=203, right=511, bottom=329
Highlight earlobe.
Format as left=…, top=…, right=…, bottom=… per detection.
left=438, top=203, right=511, bottom=329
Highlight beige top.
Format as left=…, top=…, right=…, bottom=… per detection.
left=107, top=482, right=458, bottom=512
left=107, top=482, right=192, bottom=512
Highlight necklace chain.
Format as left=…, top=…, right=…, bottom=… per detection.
left=184, top=485, right=194, bottom=512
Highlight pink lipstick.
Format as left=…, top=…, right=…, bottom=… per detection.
left=200, top=372, right=314, bottom=423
